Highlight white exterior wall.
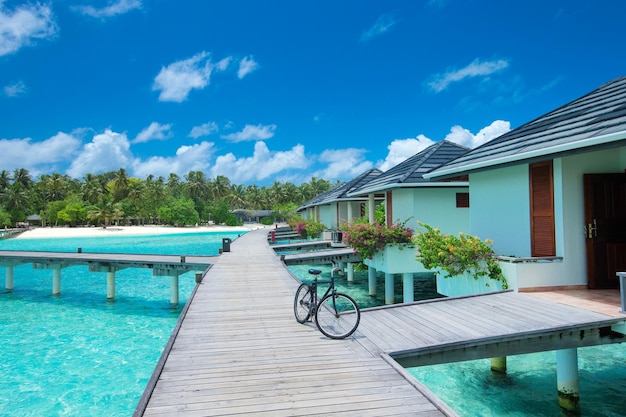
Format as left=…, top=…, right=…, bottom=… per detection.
left=391, top=187, right=470, bottom=235
left=318, top=205, right=332, bottom=229
left=470, top=165, right=531, bottom=257
left=470, top=146, right=626, bottom=289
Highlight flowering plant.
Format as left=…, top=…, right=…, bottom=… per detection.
left=341, top=220, right=413, bottom=260
left=288, top=218, right=326, bottom=239
left=412, top=222, right=507, bottom=289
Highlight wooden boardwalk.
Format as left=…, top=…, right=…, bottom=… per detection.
left=137, top=229, right=625, bottom=416
left=138, top=229, right=447, bottom=417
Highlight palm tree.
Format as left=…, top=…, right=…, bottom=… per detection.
left=88, top=195, right=123, bottom=227
left=0, top=170, right=11, bottom=193
left=82, top=173, right=107, bottom=205
left=228, top=184, right=248, bottom=208
left=185, top=171, right=207, bottom=201
left=211, top=175, right=231, bottom=200
left=111, top=168, right=130, bottom=202
left=13, top=168, right=32, bottom=189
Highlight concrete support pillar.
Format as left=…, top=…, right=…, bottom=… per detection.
left=170, top=273, right=179, bottom=305
left=347, top=262, right=354, bottom=283
left=491, top=357, right=507, bottom=373
left=368, top=193, right=376, bottom=225
left=52, top=268, right=61, bottom=295
left=402, top=273, right=414, bottom=303
left=385, top=273, right=395, bottom=305
left=106, top=271, right=116, bottom=299
left=368, top=267, right=377, bottom=296
left=5, top=265, right=14, bottom=291
left=347, top=203, right=353, bottom=222
left=556, top=348, right=580, bottom=413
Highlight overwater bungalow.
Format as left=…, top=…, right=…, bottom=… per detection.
left=425, top=76, right=626, bottom=293
left=296, top=168, right=382, bottom=229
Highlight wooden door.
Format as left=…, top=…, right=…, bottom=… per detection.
left=584, top=173, right=626, bottom=289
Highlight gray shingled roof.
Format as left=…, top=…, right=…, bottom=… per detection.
left=426, top=76, right=626, bottom=179
left=296, top=168, right=383, bottom=211
left=347, top=140, right=469, bottom=196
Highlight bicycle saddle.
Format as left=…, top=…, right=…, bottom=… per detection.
left=308, top=269, right=322, bottom=275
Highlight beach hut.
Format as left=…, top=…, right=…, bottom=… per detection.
left=296, top=168, right=383, bottom=230
left=425, top=76, right=626, bottom=291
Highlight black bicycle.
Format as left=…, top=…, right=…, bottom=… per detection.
left=293, top=269, right=360, bottom=339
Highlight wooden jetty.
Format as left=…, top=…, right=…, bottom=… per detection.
left=270, top=240, right=331, bottom=252
left=0, top=250, right=217, bottom=304
left=136, top=229, right=625, bottom=416
left=280, top=247, right=361, bottom=266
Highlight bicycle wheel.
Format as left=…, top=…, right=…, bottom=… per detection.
left=315, top=293, right=360, bottom=339
left=294, top=283, right=314, bottom=323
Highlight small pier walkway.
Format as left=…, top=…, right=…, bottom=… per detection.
left=138, top=229, right=625, bottom=416
left=137, top=228, right=445, bottom=417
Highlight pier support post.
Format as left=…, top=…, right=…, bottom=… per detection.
left=5, top=265, right=14, bottom=291
left=368, top=267, right=377, bottom=296
left=556, top=348, right=580, bottom=412
left=106, top=271, right=116, bottom=299
left=347, top=262, right=354, bottom=283
left=402, top=273, right=414, bottom=303
left=491, top=357, right=507, bottom=373
left=170, top=273, right=179, bottom=305
left=52, top=268, right=61, bottom=295
left=385, top=273, right=395, bottom=305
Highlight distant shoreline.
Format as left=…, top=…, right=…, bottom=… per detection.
left=13, top=224, right=270, bottom=240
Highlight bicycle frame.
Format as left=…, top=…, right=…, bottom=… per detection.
left=308, top=276, right=336, bottom=314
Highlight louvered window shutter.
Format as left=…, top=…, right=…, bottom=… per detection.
left=530, top=161, right=556, bottom=256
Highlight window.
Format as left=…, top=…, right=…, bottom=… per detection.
left=456, top=192, right=470, bottom=208
left=529, top=161, right=556, bottom=257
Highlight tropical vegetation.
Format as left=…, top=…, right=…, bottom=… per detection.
left=413, top=222, right=508, bottom=289
left=0, top=168, right=335, bottom=228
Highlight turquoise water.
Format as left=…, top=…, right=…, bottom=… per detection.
left=0, top=231, right=242, bottom=417
left=408, top=342, right=626, bottom=416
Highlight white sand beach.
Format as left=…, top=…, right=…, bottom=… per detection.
left=13, top=224, right=270, bottom=239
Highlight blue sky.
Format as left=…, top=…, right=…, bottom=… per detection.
left=1, top=0, right=625, bottom=185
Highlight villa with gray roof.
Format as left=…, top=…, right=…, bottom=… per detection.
left=426, top=76, right=626, bottom=291
left=297, top=168, right=382, bottom=229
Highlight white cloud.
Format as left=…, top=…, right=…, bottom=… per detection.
left=427, top=58, right=509, bottom=93
left=153, top=51, right=230, bottom=102
left=444, top=120, right=510, bottom=148
left=360, top=14, right=398, bottom=42
left=133, top=122, right=173, bottom=144
left=67, top=129, right=134, bottom=178
left=313, top=148, right=373, bottom=180
left=0, top=132, right=81, bottom=173
left=4, top=80, right=26, bottom=97
left=74, top=0, right=142, bottom=18
left=222, top=124, right=277, bottom=142
left=211, top=141, right=307, bottom=183
left=132, top=142, right=215, bottom=178
left=0, top=2, right=57, bottom=57
left=237, top=55, right=258, bottom=79
left=189, top=122, right=219, bottom=139
left=377, top=135, right=435, bottom=171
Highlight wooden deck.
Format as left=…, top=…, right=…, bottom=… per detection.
left=137, top=229, right=447, bottom=417
left=137, top=229, right=625, bottom=417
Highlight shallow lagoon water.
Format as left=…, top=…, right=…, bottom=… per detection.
left=0, top=231, right=240, bottom=417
